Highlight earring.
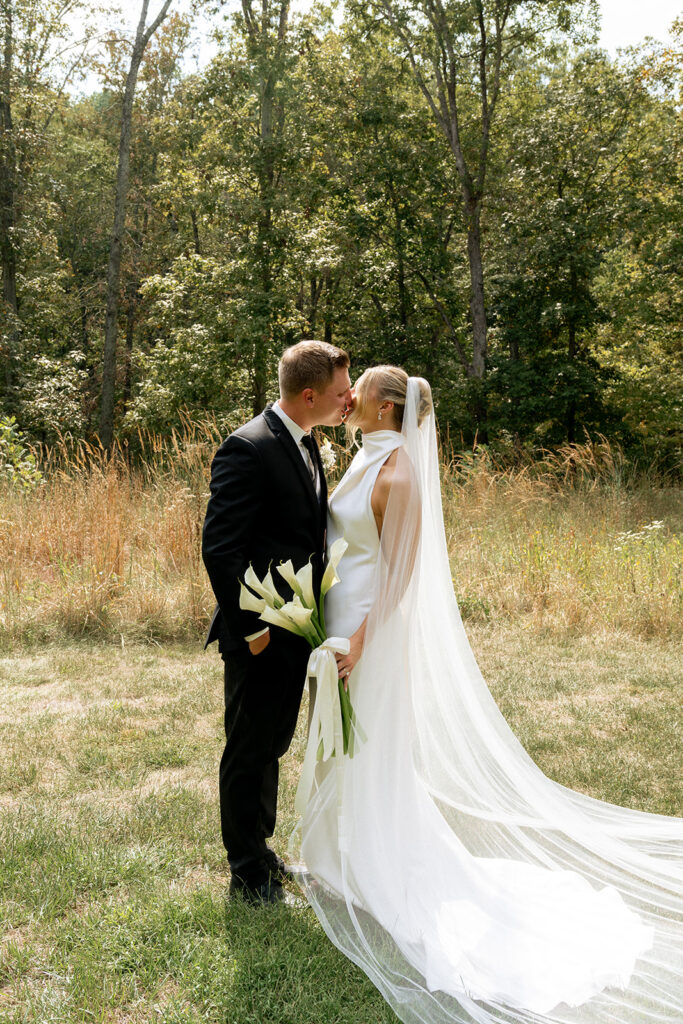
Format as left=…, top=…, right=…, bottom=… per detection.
left=377, top=411, right=383, bottom=421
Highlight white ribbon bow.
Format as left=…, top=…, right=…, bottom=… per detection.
left=295, top=636, right=350, bottom=817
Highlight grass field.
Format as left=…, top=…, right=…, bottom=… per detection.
left=1, top=627, right=681, bottom=1022
left=1, top=432, right=681, bottom=1020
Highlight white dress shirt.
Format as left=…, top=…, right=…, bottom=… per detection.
left=270, top=402, right=320, bottom=495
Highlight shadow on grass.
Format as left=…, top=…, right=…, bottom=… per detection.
left=221, top=892, right=397, bottom=1024
left=0, top=806, right=396, bottom=1024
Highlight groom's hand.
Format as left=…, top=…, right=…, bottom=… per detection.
left=248, top=630, right=271, bottom=656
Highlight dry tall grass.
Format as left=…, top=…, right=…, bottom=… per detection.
left=442, top=436, right=682, bottom=637
left=1, top=426, right=680, bottom=647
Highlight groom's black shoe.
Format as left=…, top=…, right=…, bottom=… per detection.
left=228, top=873, right=285, bottom=906
left=265, top=849, right=307, bottom=884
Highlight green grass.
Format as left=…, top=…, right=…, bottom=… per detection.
left=0, top=630, right=681, bottom=1022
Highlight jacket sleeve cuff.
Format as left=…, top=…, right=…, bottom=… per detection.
left=244, top=627, right=269, bottom=642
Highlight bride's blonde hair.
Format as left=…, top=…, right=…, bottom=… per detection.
left=346, top=365, right=432, bottom=440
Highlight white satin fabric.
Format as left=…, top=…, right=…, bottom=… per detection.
left=324, top=429, right=405, bottom=638
left=291, top=384, right=682, bottom=1024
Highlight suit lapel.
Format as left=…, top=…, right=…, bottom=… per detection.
left=262, top=406, right=322, bottom=521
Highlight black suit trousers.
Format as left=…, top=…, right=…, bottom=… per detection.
left=219, top=632, right=310, bottom=884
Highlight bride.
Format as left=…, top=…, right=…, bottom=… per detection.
left=290, top=366, right=683, bottom=1024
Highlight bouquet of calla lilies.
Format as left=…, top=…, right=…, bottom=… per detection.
left=239, top=538, right=364, bottom=759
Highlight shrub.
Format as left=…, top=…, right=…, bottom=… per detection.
left=0, top=417, right=43, bottom=490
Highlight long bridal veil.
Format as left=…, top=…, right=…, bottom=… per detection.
left=291, top=379, right=683, bottom=1024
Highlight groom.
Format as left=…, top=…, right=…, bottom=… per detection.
left=202, top=341, right=351, bottom=904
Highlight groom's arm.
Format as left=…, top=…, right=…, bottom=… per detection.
left=202, top=433, right=266, bottom=642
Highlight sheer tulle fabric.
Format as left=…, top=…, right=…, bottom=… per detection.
left=290, top=380, right=683, bottom=1024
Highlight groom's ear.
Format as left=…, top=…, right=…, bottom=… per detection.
left=302, top=387, right=315, bottom=408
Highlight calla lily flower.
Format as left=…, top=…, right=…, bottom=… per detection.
left=240, top=539, right=363, bottom=762
left=239, top=582, right=266, bottom=614
left=244, top=565, right=284, bottom=608
left=277, top=559, right=303, bottom=599
left=259, top=603, right=304, bottom=636
left=295, top=562, right=315, bottom=606
left=281, top=595, right=315, bottom=630
left=321, top=537, right=348, bottom=596
left=278, top=558, right=315, bottom=607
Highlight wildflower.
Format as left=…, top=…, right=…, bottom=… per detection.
left=319, top=438, right=337, bottom=472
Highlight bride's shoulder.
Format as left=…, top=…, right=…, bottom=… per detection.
left=372, top=448, right=415, bottom=511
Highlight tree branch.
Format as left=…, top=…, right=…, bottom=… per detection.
left=143, top=0, right=174, bottom=48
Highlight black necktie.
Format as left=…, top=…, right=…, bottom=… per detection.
left=301, top=434, right=318, bottom=485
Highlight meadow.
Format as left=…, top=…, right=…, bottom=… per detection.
left=0, top=431, right=681, bottom=1021
left=1, top=429, right=681, bottom=647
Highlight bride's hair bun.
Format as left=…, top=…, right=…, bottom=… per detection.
left=412, top=377, right=433, bottom=427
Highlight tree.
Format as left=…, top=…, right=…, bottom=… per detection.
left=235, top=0, right=296, bottom=413
left=355, top=0, right=593, bottom=433
left=0, top=0, right=96, bottom=409
left=591, top=30, right=683, bottom=469
left=0, top=2, right=18, bottom=399
left=98, top=0, right=173, bottom=448
left=298, top=23, right=467, bottom=391
left=485, top=49, right=644, bottom=443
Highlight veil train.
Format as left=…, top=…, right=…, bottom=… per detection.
left=291, top=378, right=682, bottom=1024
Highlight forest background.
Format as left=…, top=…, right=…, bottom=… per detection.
left=0, top=0, right=681, bottom=471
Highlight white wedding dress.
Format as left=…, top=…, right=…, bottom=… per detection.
left=291, top=381, right=683, bottom=1024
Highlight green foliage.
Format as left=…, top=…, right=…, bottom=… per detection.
left=0, top=416, right=43, bottom=489
left=19, top=352, right=88, bottom=439
left=589, top=37, right=683, bottom=472
left=0, top=2, right=679, bottom=466
left=127, top=256, right=252, bottom=429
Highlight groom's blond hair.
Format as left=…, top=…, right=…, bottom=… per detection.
left=279, top=340, right=350, bottom=399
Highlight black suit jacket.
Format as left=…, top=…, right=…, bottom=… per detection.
left=202, top=405, right=328, bottom=653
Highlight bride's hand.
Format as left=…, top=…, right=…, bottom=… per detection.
left=335, top=622, right=366, bottom=691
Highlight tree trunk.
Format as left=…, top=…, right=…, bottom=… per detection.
left=567, top=318, right=576, bottom=441
left=252, top=205, right=272, bottom=416
left=566, top=261, right=578, bottom=443
left=99, top=55, right=143, bottom=446
left=468, top=380, right=489, bottom=444
left=376, top=0, right=503, bottom=403
left=98, top=0, right=172, bottom=447
left=0, top=2, right=18, bottom=401
left=465, top=198, right=488, bottom=440
left=387, top=177, right=409, bottom=342
left=242, top=0, right=290, bottom=416
left=323, top=268, right=333, bottom=343
left=122, top=280, right=139, bottom=409
left=307, top=273, right=325, bottom=337
left=79, top=296, right=89, bottom=353
left=249, top=63, right=275, bottom=416
left=466, top=198, right=487, bottom=379
left=309, top=274, right=317, bottom=336
left=252, top=337, right=267, bottom=413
